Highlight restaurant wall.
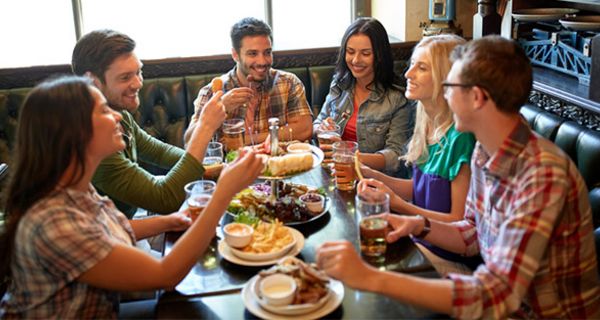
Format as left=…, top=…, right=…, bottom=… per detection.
left=372, top=0, right=477, bottom=41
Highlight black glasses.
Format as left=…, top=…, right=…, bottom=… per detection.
left=441, top=81, right=474, bottom=95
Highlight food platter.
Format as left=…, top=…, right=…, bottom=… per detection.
left=242, top=274, right=344, bottom=319
left=559, top=16, right=600, bottom=31
left=226, top=181, right=330, bottom=226
left=229, top=225, right=297, bottom=261
left=259, top=145, right=324, bottom=180
left=217, top=228, right=304, bottom=267
left=512, top=8, right=579, bottom=22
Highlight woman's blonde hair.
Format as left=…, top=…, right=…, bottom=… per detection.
left=402, top=34, right=466, bottom=165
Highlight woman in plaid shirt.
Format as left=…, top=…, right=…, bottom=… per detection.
left=0, top=76, right=265, bottom=318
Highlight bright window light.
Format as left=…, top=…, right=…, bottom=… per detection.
left=81, top=0, right=264, bottom=59
left=272, top=0, right=350, bottom=50
left=0, top=0, right=76, bottom=68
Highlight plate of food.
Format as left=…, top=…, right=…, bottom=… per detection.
left=227, top=181, right=330, bottom=226
left=225, top=139, right=324, bottom=180
left=242, top=257, right=344, bottom=319
left=512, top=8, right=578, bottom=22
left=228, top=221, right=297, bottom=261
left=218, top=224, right=304, bottom=267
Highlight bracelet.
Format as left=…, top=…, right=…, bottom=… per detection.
left=413, top=215, right=431, bottom=239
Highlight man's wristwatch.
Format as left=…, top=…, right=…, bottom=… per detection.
left=414, top=215, right=431, bottom=239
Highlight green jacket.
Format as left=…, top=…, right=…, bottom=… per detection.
left=92, top=111, right=204, bottom=218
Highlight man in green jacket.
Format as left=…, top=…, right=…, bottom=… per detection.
left=72, top=29, right=226, bottom=218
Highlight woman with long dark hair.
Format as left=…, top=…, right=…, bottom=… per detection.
left=314, top=17, right=415, bottom=177
left=0, top=76, right=264, bottom=318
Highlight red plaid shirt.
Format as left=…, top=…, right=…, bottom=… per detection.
left=449, top=120, right=600, bottom=319
left=0, top=186, right=135, bottom=319
left=191, top=67, right=312, bottom=136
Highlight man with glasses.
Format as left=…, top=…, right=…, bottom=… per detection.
left=316, top=36, right=599, bottom=318
left=184, top=17, right=313, bottom=146
left=72, top=29, right=227, bottom=218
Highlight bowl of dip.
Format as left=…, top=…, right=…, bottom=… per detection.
left=259, top=274, right=297, bottom=306
left=299, top=193, right=324, bottom=214
left=223, top=223, right=253, bottom=248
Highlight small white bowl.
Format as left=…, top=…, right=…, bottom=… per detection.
left=259, top=274, right=297, bottom=306
left=300, top=193, right=325, bottom=213
left=286, top=142, right=312, bottom=154
left=223, top=223, right=253, bottom=248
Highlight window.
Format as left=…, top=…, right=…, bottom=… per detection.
left=1, top=0, right=354, bottom=68
left=0, top=0, right=76, bottom=68
left=272, top=0, right=351, bottom=50
left=81, top=0, right=264, bottom=59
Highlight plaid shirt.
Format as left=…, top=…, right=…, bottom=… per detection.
left=0, top=186, right=135, bottom=319
left=449, top=120, right=600, bottom=319
left=191, top=67, right=312, bottom=136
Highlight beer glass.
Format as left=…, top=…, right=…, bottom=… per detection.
left=203, top=142, right=224, bottom=180
left=332, top=141, right=358, bottom=191
left=184, top=180, right=216, bottom=222
left=222, top=118, right=245, bottom=152
left=355, top=190, right=390, bottom=257
left=317, top=124, right=341, bottom=169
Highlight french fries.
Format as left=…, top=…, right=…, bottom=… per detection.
left=242, top=221, right=294, bottom=254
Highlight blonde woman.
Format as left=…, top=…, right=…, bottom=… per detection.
left=359, top=34, right=481, bottom=270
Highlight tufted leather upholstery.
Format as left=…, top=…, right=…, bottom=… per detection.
left=136, top=77, right=188, bottom=148
left=520, top=104, right=600, bottom=228
left=0, top=65, right=381, bottom=166
left=0, top=88, right=30, bottom=165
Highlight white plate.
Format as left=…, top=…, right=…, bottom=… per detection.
left=218, top=228, right=304, bottom=266
left=560, top=16, right=600, bottom=31
left=229, top=227, right=297, bottom=261
left=253, top=276, right=332, bottom=315
left=242, top=275, right=344, bottom=320
left=512, top=8, right=578, bottom=22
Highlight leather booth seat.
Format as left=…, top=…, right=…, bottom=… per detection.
left=520, top=104, right=600, bottom=267
left=0, top=60, right=409, bottom=164
left=520, top=104, right=600, bottom=227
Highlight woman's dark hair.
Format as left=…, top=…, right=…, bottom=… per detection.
left=0, top=75, right=95, bottom=283
left=334, top=17, right=399, bottom=91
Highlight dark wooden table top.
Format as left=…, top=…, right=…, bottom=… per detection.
left=156, top=166, right=440, bottom=319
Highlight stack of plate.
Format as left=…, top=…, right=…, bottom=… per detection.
left=512, top=8, right=579, bottom=22
left=559, top=16, right=600, bottom=31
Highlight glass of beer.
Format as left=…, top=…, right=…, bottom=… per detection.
left=222, top=118, right=245, bottom=152
left=184, top=180, right=216, bottom=222
left=203, top=142, right=224, bottom=180
left=356, top=190, right=390, bottom=258
left=317, top=124, right=341, bottom=169
left=332, top=141, right=358, bottom=191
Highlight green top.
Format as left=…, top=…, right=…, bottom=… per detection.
left=417, top=124, right=475, bottom=181
left=92, top=111, right=204, bottom=218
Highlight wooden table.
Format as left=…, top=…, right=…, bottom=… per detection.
left=155, top=166, right=440, bottom=319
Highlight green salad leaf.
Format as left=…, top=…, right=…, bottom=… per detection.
left=225, top=150, right=239, bottom=163
left=233, top=212, right=260, bottom=226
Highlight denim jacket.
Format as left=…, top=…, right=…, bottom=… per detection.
left=315, top=77, right=415, bottom=176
